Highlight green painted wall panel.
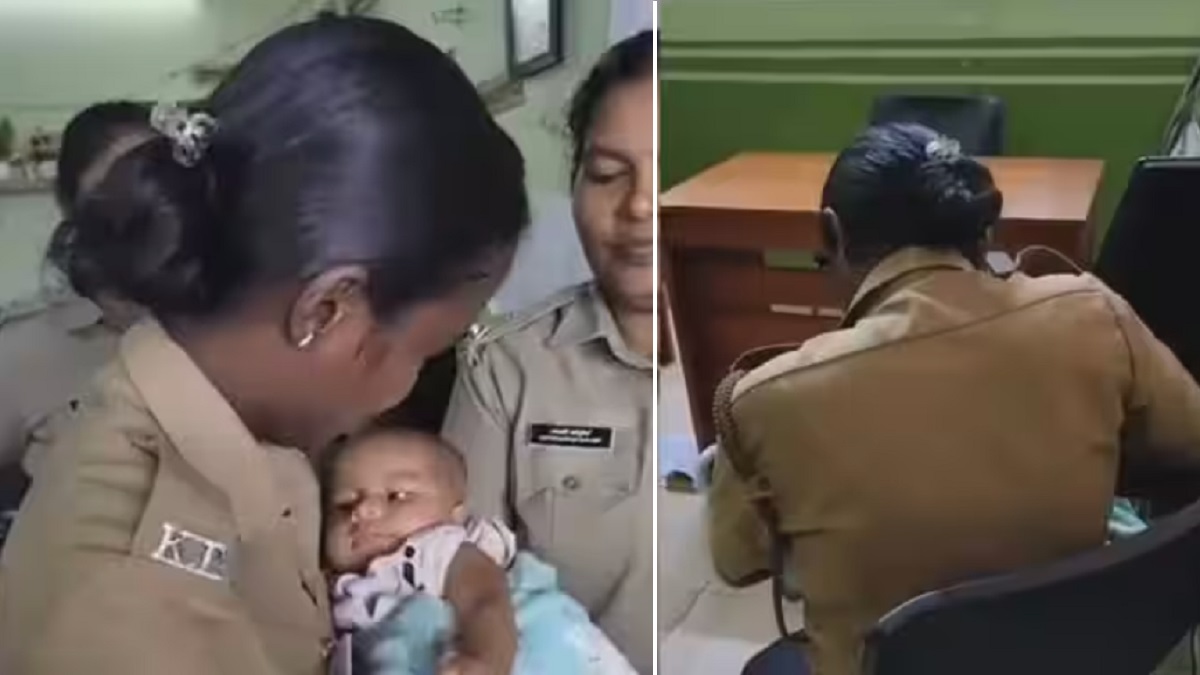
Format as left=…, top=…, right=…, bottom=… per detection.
left=662, top=56, right=1193, bottom=77
left=660, top=0, right=1200, bottom=43
left=663, top=38, right=1200, bottom=51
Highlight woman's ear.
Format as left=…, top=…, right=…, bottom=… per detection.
left=287, top=265, right=372, bottom=352
left=986, top=189, right=1004, bottom=229
left=976, top=190, right=1004, bottom=263
left=820, top=207, right=848, bottom=269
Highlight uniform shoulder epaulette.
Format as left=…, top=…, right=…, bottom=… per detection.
left=731, top=343, right=820, bottom=401
left=461, top=284, right=584, bottom=367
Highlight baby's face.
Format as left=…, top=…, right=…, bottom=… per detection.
left=325, top=432, right=463, bottom=573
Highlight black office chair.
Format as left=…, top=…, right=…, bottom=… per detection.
left=868, top=94, right=1006, bottom=156
left=744, top=496, right=1200, bottom=675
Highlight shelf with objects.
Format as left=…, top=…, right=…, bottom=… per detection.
left=0, top=120, right=56, bottom=196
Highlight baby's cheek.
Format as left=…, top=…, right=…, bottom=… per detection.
left=392, top=506, right=448, bottom=538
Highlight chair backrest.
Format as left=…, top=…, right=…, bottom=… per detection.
left=862, top=497, right=1200, bottom=675
left=868, top=94, right=1006, bottom=156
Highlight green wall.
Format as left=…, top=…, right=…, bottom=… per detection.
left=661, top=0, right=1200, bottom=43
left=660, top=1, right=1200, bottom=249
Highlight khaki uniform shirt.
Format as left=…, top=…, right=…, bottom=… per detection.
left=710, top=247, right=1200, bottom=675
left=0, top=297, right=118, bottom=471
left=0, top=320, right=331, bottom=675
left=443, top=282, right=654, bottom=674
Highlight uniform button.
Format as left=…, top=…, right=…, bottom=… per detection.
left=561, top=475, right=581, bottom=491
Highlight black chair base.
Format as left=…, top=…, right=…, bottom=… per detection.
left=742, top=634, right=812, bottom=675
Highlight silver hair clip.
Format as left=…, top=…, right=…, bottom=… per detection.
left=150, top=102, right=218, bottom=168
left=925, top=135, right=962, bottom=161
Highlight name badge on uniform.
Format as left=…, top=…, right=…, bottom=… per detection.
left=528, top=424, right=614, bottom=451
left=150, top=523, right=229, bottom=582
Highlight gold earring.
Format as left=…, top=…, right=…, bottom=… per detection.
left=296, top=331, right=316, bottom=350
left=296, top=307, right=342, bottom=350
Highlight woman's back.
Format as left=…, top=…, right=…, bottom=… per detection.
left=714, top=247, right=1200, bottom=675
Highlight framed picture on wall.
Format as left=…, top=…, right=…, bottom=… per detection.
left=505, top=0, right=563, bottom=78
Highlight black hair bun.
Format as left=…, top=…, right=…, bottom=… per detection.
left=917, top=156, right=1002, bottom=246
left=47, top=138, right=230, bottom=315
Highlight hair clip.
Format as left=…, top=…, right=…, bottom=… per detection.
left=925, top=135, right=962, bottom=162
left=150, top=102, right=218, bottom=168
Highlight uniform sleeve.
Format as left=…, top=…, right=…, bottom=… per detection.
left=1109, top=293, right=1200, bottom=513
left=12, top=563, right=285, bottom=675
left=706, top=448, right=772, bottom=587
left=0, top=407, right=23, bottom=472
left=0, top=335, right=30, bottom=469
left=442, top=349, right=513, bottom=522
left=0, top=417, right=282, bottom=675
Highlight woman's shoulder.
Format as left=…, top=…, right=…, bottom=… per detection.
left=1005, top=269, right=1113, bottom=299
left=26, top=357, right=162, bottom=481
left=729, top=339, right=834, bottom=404
left=6, top=361, right=162, bottom=585
left=461, top=282, right=591, bottom=368
left=732, top=271, right=1122, bottom=403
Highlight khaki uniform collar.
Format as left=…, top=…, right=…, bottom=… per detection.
left=119, top=319, right=286, bottom=540
left=547, top=282, right=652, bottom=372
left=842, top=247, right=976, bottom=327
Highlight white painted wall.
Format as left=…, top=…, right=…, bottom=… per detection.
left=0, top=0, right=318, bottom=135
left=489, top=0, right=653, bottom=314
left=0, top=193, right=59, bottom=308
left=0, top=0, right=627, bottom=315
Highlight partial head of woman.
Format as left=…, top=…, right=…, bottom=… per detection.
left=54, top=100, right=153, bottom=212
left=820, top=122, right=1003, bottom=294
left=568, top=29, right=654, bottom=316
left=51, top=17, right=529, bottom=454
left=49, top=101, right=154, bottom=328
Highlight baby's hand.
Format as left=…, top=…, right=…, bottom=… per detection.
left=438, top=651, right=495, bottom=675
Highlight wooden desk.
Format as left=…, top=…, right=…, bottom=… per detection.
left=661, top=152, right=1105, bottom=446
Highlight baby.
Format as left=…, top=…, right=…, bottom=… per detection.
left=324, top=427, right=637, bottom=675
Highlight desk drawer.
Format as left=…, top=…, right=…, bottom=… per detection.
left=671, top=249, right=842, bottom=316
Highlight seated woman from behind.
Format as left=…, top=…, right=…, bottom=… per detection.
left=325, top=427, right=637, bottom=675
left=710, top=122, right=1200, bottom=675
